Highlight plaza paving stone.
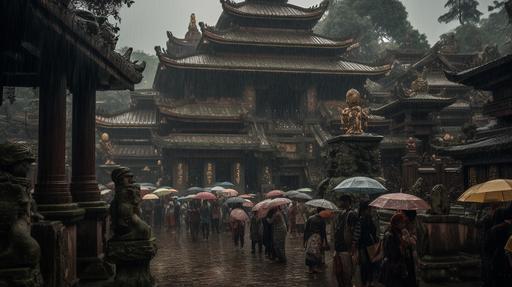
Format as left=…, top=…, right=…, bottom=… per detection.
left=150, top=229, right=480, bottom=287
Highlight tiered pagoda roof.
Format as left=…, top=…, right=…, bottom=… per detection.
left=201, top=25, right=354, bottom=50
left=219, top=0, right=329, bottom=29
left=156, top=96, right=248, bottom=121
left=157, top=53, right=389, bottom=75
left=96, top=110, right=157, bottom=128
left=373, top=93, right=456, bottom=117
left=152, top=132, right=265, bottom=151
left=155, top=0, right=389, bottom=78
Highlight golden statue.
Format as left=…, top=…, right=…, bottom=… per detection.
left=338, top=89, right=368, bottom=135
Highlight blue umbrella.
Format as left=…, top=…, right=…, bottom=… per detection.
left=216, top=181, right=235, bottom=188
left=334, top=176, right=387, bottom=195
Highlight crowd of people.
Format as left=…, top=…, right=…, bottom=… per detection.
left=138, top=193, right=512, bottom=287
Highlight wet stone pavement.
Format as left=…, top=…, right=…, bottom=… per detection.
left=150, top=228, right=481, bottom=287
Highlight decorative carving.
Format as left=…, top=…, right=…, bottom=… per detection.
left=339, top=89, right=368, bottom=135
left=0, top=143, right=43, bottom=286
left=185, top=13, right=201, bottom=41
left=409, top=177, right=428, bottom=199
left=206, top=162, right=214, bottom=186
left=99, top=132, right=115, bottom=165
left=406, top=137, right=417, bottom=154
left=429, top=184, right=450, bottom=215
left=263, top=166, right=272, bottom=185
left=407, top=68, right=429, bottom=97
left=234, top=162, right=241, bottom=185
left=110, top=167, right=151, bottom=241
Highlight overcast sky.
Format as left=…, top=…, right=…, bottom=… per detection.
left=117, top=0, right=493, bottom=53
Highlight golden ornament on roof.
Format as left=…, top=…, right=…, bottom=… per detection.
left=339, top=89, right=368, bottom=135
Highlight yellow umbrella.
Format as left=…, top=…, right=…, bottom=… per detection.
left=457, top=179, right=512, bottom=203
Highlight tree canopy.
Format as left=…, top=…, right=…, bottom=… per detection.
left=70, top=0, right=134, bottom=21
left=438, top=0, right=483, bottom=25
left=316, top=0, right=429, bottom=62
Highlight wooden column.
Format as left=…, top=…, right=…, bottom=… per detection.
left=34, top=40, right=84, bottom=287
left=204, top=161, right=215, bottom=187
left=70, top=62, right=111, bottom=281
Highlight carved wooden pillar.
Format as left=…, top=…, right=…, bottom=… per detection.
left=232, top=161, right=244, bottom=192
left=34, top=39, right=84, bottom=287
left=70, top=61, right=111, bottom=281
left=204, top=161, right=215, bottom=187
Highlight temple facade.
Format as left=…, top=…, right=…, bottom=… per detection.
left=97, top=0, right=390, bottom=193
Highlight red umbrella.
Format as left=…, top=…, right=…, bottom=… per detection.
left=242, top=199, right=254, bottom=208
left=252, top=199, right=272, bottom=219
left=230, top=208, right=249, bottom=221
left=369, top=193, right=431, bottom=211
left=194, top=192, right=217, bottom=201
left=266, top=190, right=284, bottom=198
left=267, top=197, right=291, bottom=209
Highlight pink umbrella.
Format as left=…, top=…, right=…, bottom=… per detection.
left=267, top=197, right=292, bottom=209
left=240, top=194, right=256, bottom=199
left=265, top=190, right=284, bottom=198
left=242, top=199, right=254, bottom=208
left=252, top=199, right=272, bottom=219
left=222, top=189, right=239, bottom=197
left=369, top=193, right=431, bottom=211
left=194, top=192, right=217, bottom=201
left=230, top=208, right=249, bottom=221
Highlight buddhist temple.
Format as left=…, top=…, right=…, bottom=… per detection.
left=97, top=0, right=390, bottom=193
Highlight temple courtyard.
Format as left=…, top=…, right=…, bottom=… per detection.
left=150, top=230, right=480, bottom=287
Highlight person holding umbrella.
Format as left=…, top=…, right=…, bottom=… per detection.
left=379, top=213, right=409, bottom=287
left=304, top=208, right=328, bottom=274
left=267, top=204, right=288, bottom=263
left=250, top=210, right=263, bottom=254
left=357, top=201, right=378, bottom=287
left=200, top=201, right=211, bottom=240
left=230, top=208, right=248, bottom=249
left=333, top=195, right=359, bottom=287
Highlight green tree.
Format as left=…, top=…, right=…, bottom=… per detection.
left=70, top=0, right=134, bottom=21
left=438, top=0, right=483, bottom=25
left=316, top=0, right=429, bottom=61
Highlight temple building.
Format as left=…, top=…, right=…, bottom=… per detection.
left=441, top=54, right=512, bottom=187
left=97, top=0, right=390, bottom=193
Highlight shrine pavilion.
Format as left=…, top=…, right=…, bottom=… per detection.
left=97, top=0, right=390, bottom=193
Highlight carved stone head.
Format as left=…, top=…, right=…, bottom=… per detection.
left=0, top=143, right=35, bottom=177
left=345, top=89, right=361, bottom=108
left=111, top=167, right=134, bottom=187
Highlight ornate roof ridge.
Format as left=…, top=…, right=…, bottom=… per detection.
left=200, top=23, right=353, bottom=48
left=220, top=0, right=329, bottom=19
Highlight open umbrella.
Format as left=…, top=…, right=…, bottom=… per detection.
left=153, top=188, right=178, bottom=197
left=370, top=193, right=430, bottom=211
left=221, top=189, right=239, bottom=197
left=252, top=199, right=272, bottom=218
left=211, top=186, right=225, bottom=192
left=296, top=187, right=313, bottom=193
left=178, top=194, right=196, bottom=201
left=268, top=197, right=292, bottom=209
left=319, top=209, right=335, bottom=219
left=187, top=186, right=204, bottom=194
left=305, top=199, right=339, bottom=210
left=142, top=193, right=159, bottom=200
left=224, top=196, right=245, bottom=206
left=457, top=179, right=512, bottom=203
left=239, top=194, right=256, bottom=199
left=284, top=190, right=299, bottom=198
left=266, top=190, right=284, bottom=198
left=194, top=192, right=217, bottom=201
left=217, top=181, right=235, bottom=188
left=243, top=199, right=255, bottom=208
left=290, top=192, right=312, bottom=201
left=230, top=208, right=249, bottom=221
left=334, top=176, right=387, bottom=195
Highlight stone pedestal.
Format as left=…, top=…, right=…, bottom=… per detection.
left=417, top=214, right=480, bottom=283
left=0, top=268, right=43, bottom=287
left=319, top=134, right=383, bottom=198
left=106, top=239, right=157, bottom=287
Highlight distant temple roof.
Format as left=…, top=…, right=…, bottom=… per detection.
left=157, top=52, right=390, bottom=75
left=96, top=110, right=157, bottom=128
left=201, top=25, right=354, bottom=50
left=153, top=133, right=263, bottom=150
left=158, top=102, right=248, bottom=121
left=444, top=54, right=512, bottom=90
left=220, top=0, right=328, bottom=20
left=111, top=144, right=160, bottom=159
left=438, top=133, right=512, bottom=157
left=372, top=93, right=456, bottom=116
